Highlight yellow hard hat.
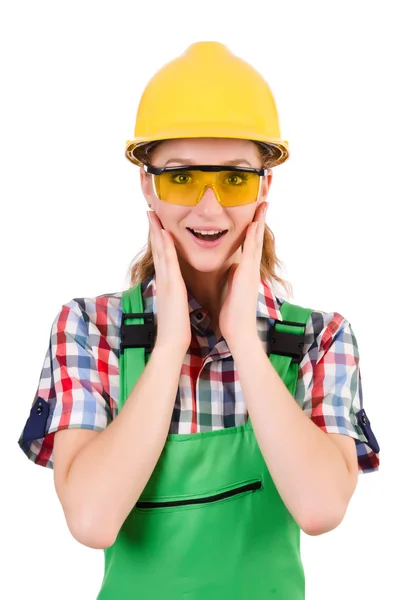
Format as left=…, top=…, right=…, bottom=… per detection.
left=125, top=41, right=289, bottom=167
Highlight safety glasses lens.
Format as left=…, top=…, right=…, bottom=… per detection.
left=152, top=169, right=260, bottom=206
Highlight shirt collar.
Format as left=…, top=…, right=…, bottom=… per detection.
left=141, top=273, right=283, bottom=323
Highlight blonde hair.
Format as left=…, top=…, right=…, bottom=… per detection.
left=127, top=140, right=293, bottom=298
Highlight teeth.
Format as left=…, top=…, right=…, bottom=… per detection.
left=192, top=229, right=224, bottom=235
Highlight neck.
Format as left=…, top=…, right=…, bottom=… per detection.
left=177, top=259, right=230, bottom=322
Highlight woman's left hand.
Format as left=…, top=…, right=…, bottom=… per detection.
left=219, top=201, right=268, bottom=347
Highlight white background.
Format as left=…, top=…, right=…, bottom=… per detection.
left=2, top=1, right=394, bottom=598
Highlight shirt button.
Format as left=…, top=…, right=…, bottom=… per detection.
left=362, top=412, right=368, bottom=424
left=197, top=312, right=203, bottom=320
left=36, top=404, right=43, bottom=415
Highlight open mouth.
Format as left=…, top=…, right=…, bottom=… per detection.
left=187, top=228, right=228, bottom=241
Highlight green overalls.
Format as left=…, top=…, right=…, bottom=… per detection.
left=97, top=283, right=313, bottom=599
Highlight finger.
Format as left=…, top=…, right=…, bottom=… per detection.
left=257, top=203, right=267, bottom=244
left=148, top=214, right=158, bottom=258
left=160, top=228, right=185, bottom=283
left=251, top=202, right=266, bottom=241
left=251, top=221, right=261, bottom=253
left=239, top=221, right=258, bottom=269
left=149, top=212, right=180, bottom=281
left=148, top=212, right=165, bottom=276
left=150, top=213, right=171, bottom=272
left=245, top=220, right=259, bottom=249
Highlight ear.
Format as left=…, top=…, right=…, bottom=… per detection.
left=261, top=168, right=273, bottom=201
left=140, top=165, right=148, bottom=186
left=140, top=166, right=153, bottom=204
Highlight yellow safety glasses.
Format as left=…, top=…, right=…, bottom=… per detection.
left=144, top=165, right=268, bottom=207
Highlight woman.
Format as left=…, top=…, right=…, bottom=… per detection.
left=18, top=41, right=380, bottom=599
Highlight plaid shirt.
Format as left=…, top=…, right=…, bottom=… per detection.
left=18, top=274, right=380, bottom=474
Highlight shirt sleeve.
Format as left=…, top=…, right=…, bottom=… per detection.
left=17, top=299, right=112, bottom=470
left=297, top=315, right=380, bottom=474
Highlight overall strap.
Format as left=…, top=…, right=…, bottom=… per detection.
left=119, top=283, right=153, bottom=411
left=268, top=300, right=313, bottom=398
left=119, top=285, right=313, bottom=411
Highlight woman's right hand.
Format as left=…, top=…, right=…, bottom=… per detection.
left=147, top=210, right=192, bottom=356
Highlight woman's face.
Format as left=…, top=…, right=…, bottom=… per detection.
left=139, top=137, right=272, bottom=274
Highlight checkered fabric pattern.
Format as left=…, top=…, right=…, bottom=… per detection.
left=18, top=274, right=380, bottom=473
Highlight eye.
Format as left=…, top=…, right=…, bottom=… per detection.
left=168, top=171, right=193, bottom=185
left=224, top=171, right=249, bottom=186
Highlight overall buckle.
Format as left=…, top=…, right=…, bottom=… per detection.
left=268, top=319, right=306, bottom=364
left=120, top=312, right=155, bottom=354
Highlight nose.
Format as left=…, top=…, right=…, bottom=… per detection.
left=197, top=184, right=221, bottom=206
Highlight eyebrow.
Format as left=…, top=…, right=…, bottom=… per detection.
left=163, top=158, right=253, bottom=167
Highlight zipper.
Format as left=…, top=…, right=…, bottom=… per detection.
left=135, top=480, right=262, bottom=509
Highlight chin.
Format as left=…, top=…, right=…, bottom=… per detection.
left=176, top=246, right=225, bottom=267
left=186, top=254, right=226, bottom=269
left=175, top=233, right=239, bottom=268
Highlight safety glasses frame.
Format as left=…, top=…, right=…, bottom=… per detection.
left=144, top=164, right=267, bottom=175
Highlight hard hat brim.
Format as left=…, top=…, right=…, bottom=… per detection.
left=125, top=135, right=289, bottom=168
